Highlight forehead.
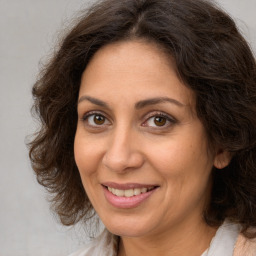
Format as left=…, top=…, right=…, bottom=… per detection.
left=79, top=40, right=195, bottom=107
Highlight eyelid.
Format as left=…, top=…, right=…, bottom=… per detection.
left=81, top=110, right=111, bottom=126
left=81, top=110, right=109, bottom=119
left=142, top=111, right=177, bottom=127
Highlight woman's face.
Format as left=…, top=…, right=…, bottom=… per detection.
left=74, top=40, right=220, bottom=238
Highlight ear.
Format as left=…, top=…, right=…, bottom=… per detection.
left=213, top=150, right=232, bottom=169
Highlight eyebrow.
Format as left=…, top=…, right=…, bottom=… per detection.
left=78, top=95, right=185, bottom=108
left=78, top=96, right=110, bottom=108
left=135, top=97, right=185, bottom=109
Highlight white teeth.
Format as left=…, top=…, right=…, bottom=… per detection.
left=124, top=189, right=134, bottom=197
left=114, top=189, right=125, bottom=197
left=134, top=188, right=141, bottom=196
left=141, top=188, right=147, bottom=193
left=107, top=187, right=153, bottom=197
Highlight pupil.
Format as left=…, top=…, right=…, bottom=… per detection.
left=94, top=115, right=105, bottom=125
left=154, top=116, right=166, bottom=126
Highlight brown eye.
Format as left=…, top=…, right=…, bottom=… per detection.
left=85, top=113, right=110, bottom=126
left=93, top=115, right=105, bottom=125
left=143, top=113, right=174, bottom=129
left=154, top=116, right=167, bottom=126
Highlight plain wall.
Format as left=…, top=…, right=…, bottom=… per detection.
left=0, top=0, right=255, bottom=255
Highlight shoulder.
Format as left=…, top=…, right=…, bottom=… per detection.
left=67, top=229, right=119, bottom=256
left=234, top=232, right=256, bottom=256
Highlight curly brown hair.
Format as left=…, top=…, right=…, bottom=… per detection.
left=29, top=0, right=256, bottom=237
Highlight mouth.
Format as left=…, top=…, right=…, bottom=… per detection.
left=102, top=182, right=159, bottom=208
left=106, top=186, right=156, bottom=197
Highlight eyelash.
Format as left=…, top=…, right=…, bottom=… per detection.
left=142, top=112, right=176, bottom=128
left=81, top=111, right=176, bottom=129
left=81, top=111, right=111, bottom=128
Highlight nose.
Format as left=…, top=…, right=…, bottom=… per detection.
left=102, top=127, right=144, bottom=173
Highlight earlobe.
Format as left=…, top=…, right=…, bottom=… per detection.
left=213, top=150, right=232, bottom=169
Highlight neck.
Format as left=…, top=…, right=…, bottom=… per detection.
left=118, top=219, right=218, bottom=256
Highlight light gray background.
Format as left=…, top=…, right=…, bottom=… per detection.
left=0, top=0, right=255, bottom=256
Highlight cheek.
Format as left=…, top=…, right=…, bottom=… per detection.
left=74, top=131, right=103, bottom=180
left=147, top=132, right=213, bottom=185
left=74, top=132, right=106, bottom=210
left=152, top=140, right=213, bottom=211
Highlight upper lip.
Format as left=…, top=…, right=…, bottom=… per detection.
left=102, top=182, right=159, bottom=190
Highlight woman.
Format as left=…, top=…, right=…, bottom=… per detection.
left=29, top=0, right=256, bottom=255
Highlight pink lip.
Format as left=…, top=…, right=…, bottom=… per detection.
left=102, top=182, right=158, bottom=190
left=102, top=183, right=158, bottom=209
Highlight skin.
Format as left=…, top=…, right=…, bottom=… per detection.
left=74, top=40, right=230, bottom=256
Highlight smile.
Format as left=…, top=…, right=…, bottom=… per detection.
left=107, top=186, right=155, bottom=197
left=102, top=183, right=159, bottom=209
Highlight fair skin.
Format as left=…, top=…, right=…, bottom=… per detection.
left=74, top=40, right=230, bottom=256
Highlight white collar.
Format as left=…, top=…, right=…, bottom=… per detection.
left=201, top=220, right=240, bottom=256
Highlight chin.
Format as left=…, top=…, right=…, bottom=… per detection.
left=107, top=226, right=150, bottom=238
left=101, top=214, right=158, bottom=237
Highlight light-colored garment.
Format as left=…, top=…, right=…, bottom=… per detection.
left=201, top=220, right=240, bottom=256
left=68, top=221, right=256, bottom=256
left=68, top=229, right=118, bottom=256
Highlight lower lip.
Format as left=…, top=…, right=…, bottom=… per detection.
left=102, top=186, right=157, bottom=209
